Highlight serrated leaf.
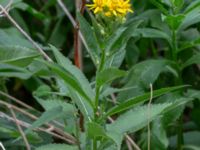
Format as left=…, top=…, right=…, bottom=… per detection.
left=25, top=106, right=63, bottom=133
left=41, top=60, right=94, bottom=108
left=50, top=45, right=95, bottom=101
left=106, top=85, right=187, bottom=116
left=107, top=103, right=171, bottom=134
left=77, top=12, right=100, bottom=65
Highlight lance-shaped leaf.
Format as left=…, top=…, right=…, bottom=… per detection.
left=41, top=61, right=95, bottom=108
left=77, top=12, right=100, bottom=65
left=0, top=45, right=39, bottom=67
left=50, top=45, right=95, bottom=101
left=106, top=85, right=188, bottom=116
left=107, top=103, right=171, bottom=134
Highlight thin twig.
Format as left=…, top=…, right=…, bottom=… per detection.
left=108, top=117, right=141, bottom=150
left=0, top=142, right=6, bottom=150
left=9, top=106, right=31, bottom=150
left=0, top=90, right=64, bottom=128
left=0, top=90, right=35, bottom=111
left=0, top=100, right=77, bottom=144
left=57, top=0, right=90, bottom=59
left=126, top=138, right=133, bottom=150
left=0, top=111, right=75, bottom=144
left=147, top=83, right=153, bottom=150
left=0, top=0, right=12, bottom=16
left=57, top=0, right=76, bottom=27
left=0, top=4, right=52, bottom=62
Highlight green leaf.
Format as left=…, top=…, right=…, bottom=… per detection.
left=107, top=103, right=171, bottom=134
left=169, top=131, right=200, bottom=148
left=68, top=87, right=94, bottom=121
left=108, top=20, right=142, bottom=54
left=0, top=45, right=39, bottom=67
left=0, top=63, right=32, bottom=79
left=50, top=45, right=95, bottom=101
left=26, top=106, right=63, bottom=133
left=77, top=12, right=101, bottom=65
left=14, top=2, right=47, bottom=20
left=182, top=53, right=200, bottom=69
left=0, top=28, right=34, bottom=48
left=87, top=122, right=123, bottom=150
left=180, top=8, right=200, bottom=30
left=165, top=14, right=185, bottom=30
left=132, top=28, right=171, bottom=43
left=36, top=144, right=78, bottom=150
left=0, top=126, right=42, bottom=144
left=96, top=68, right=127, bottom=87
left=117, top=59, right=176, bottom=101
left=106, top=85, right=187, bottom=116
left=183, top=145, right=200, bottom=150
left=41, top=60, right=94, bottom=108
left=87, top=122, right=107, bottom=138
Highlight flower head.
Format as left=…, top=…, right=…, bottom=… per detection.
left=87, top=0, right=133, bottom=18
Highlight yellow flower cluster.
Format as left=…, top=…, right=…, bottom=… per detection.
left=87, top=0, right=133, bottom=18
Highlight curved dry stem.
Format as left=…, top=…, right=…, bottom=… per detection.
left=0, top=100, right=77, bottom=144
left=9, top=106, right=31, bottom=150
left=0, top=111, right=75, bottom=144
left=0, top=4, right=52, bottom=62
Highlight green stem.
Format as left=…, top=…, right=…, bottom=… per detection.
left=151, top=39, right=158, bottom=58
left=172, top=29, right=177, bottom=61
left=177, top=115, right=184, bottom=150
left=94, top=49, right=106, bottom=113
left=98, top=49, right=106, bottom=72
left=95, top=86, right=100, bottom=111
left=93, top=138, right=97, bottom=150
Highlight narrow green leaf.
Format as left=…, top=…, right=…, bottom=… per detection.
left=26, top=106, right=63, bottom=133
left=36, top=144, right=78, bottom=150
left=106, top=85, right=187, bottom=116
left=96, top=68, right=127, bottom=87
left=0, top=63, right=32, bottom=79
left=41, top=61, right=95, bottom=108
left=107, top=103, right=171, bottom=134
left=87, top=122, right=106, bottom=138
left=182, top=53, right=200, bottom=69
left=50, top=45, right=95, bottom=100
left=132, top=28, right=171, bottom=42
left=0, top=45, right=39, bottom=67
left=77, top=12, right=100, bottom=65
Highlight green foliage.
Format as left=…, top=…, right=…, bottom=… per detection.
left=36, top=144, right=78, bottom=150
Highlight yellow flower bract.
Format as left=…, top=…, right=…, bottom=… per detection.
left=87, top=0, right=133, bottom=18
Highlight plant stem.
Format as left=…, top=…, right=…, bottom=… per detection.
left=177, top=115, right=184, bottom=150
left=95, top=48, right=106, bottom=111
left=95, top=86, right=100, bottom=111
left=171, top=29, right=177, bottom=61
left=93, top=138, right=97, bottom=150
